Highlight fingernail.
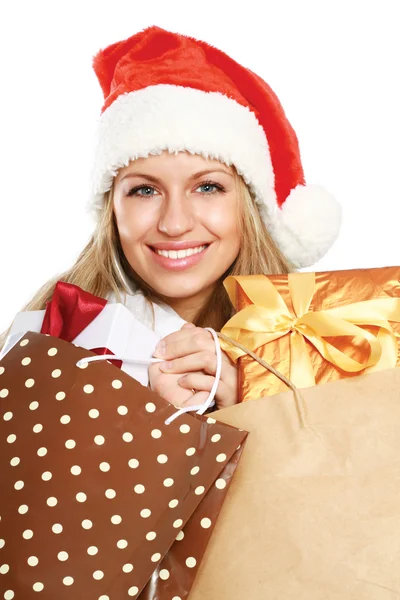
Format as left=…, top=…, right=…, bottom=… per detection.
left=160, top=361, right=172, bottom=371
left=154, top=341, right=166, bottom=357
left=178, top=375, right=187, bottom=384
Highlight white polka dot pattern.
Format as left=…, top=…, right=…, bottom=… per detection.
left=128, top=586, right=139, bottom=596
left=151, top=553, right=161, bottom=562
left=160, top=568, right=170, bottom=580
left=111, top=515, right=122, bottom=525
left=201, top=517, right=212, bottom=529
left=0, top=332, right=247, bottom=599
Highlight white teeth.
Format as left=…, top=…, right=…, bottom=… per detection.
left=155, top=245, right=206, bottom=259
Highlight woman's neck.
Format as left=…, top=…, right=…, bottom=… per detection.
left=166, top=287, right=214, bottom=323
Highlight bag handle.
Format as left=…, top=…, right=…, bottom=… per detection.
left=217, top=332, right=309, bottom=429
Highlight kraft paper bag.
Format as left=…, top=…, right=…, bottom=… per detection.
left=0, top=332, right=247, bottom=599
left=190, top=367, right=400, bottom=600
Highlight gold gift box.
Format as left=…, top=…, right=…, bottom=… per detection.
left=221, top=267, right=400, bottom=401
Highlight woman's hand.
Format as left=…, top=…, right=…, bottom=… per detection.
left=149, top=323, right=238, bottom=410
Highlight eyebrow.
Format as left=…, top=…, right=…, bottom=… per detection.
left=119, top=168, right=233, bottom=183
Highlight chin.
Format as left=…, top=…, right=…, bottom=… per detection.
left=153, top=283, right=209, bottom=300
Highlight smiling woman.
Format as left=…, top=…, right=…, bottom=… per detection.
left=1, top=26, right=341, bottom=410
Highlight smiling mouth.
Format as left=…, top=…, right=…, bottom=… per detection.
left=150, top=245, right=208, bottom=259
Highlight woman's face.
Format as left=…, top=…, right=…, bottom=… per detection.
left=113, top=152, right=241, bottom=314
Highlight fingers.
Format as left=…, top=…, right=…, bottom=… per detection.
left=179, top=373, right=237, bottom=410
left=178, top=372, right=215, bottom=392
left=160, top=350, right=217, bottom=376
left=154, top=326, right=213, bottom=360
left=154, top=326, right=231, bottom=370
left=155, top=322, right=197, bottom=348
left=160, top=350, right=237, bottom=392
left=148, top=363, right=194, bottom=407
left=149, top=360, right=238, bottom=411
left=179, top=390, right=210, bottom=408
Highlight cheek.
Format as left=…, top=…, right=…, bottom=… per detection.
left=204, top=203, right=240, bottom=245
left=113, top=199, right=154, bottom=246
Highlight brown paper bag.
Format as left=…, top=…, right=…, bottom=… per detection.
left=190, top=367, right=400, bottom=599
left=0, top=333, right=247, bottom=599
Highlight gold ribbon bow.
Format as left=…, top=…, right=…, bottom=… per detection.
left=220, top=273, right=400, bottom=388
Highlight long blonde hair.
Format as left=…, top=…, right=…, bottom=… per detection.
left=1, top=170, right=292, bottom=347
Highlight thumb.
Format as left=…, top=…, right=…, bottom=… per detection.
left=181, top=322, right=196, bottom=330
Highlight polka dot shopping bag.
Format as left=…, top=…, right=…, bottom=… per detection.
left=0, top=332, right=247, bottom=599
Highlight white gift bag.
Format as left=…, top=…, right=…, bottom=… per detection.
left=2, top=304, right=163, bottom=386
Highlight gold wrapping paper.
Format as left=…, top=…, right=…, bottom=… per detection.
left=220, top=266, right=400, bottom=400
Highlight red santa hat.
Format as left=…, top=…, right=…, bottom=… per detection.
left=90, top=26, right=341, bottom=268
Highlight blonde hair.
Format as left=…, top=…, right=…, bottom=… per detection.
left=0, top=170, right=292, bottom=347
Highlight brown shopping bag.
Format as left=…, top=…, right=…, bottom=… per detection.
left=190, top=360, right=400, bottom=599
left=0, top=332, right=247, bottom=599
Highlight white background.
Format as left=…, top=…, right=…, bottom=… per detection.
left=1, top=0, right=399, bottom=333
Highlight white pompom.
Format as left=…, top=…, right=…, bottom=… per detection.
left=269, top=184, right=342, bottom=268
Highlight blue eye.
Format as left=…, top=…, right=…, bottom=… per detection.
left=196, top=182, right=225, bottom=194
left=127, top=185, right=157, bottom=197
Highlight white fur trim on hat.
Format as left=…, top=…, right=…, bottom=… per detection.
left=90, top=84, right=275, bottom=210
left=89, top=84, right=341, bottom=268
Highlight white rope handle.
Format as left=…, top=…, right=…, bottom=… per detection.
left=76, top=356, right=164, bottom=367
left=75, top=326, right=223, bottom=425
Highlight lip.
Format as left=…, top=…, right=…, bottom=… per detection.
left=149, top=241, right=211, bottom=251
left=147, top=244, right=210, bottom=271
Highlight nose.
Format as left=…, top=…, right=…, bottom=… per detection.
left=158, top=191, right=195, bottom=236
